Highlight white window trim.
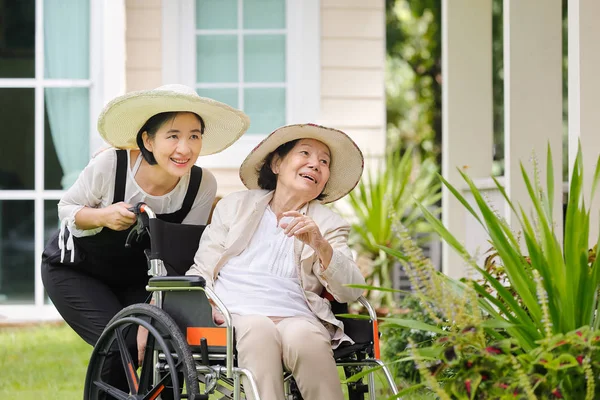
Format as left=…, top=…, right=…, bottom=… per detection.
left=0, top=0, right=114, bottom=309
left=162, top=0, right=321, bottom=169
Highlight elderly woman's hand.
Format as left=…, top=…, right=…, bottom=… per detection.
left=280, top=211, right=333, bottom=268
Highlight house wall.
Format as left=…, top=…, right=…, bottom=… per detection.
left=319, top=0, right=386, bottom=161
left=123, top=0, right=387, bottom=196
left=125, top=0, right=163, bottom=91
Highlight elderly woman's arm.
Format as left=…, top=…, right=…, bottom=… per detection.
left=314, top=223, right=365, bottom=304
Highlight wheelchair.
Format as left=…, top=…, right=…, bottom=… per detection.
left=83, top=203, right=399, bottom=400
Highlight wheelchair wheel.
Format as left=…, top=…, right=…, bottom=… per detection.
left=84, top=303, right=200, bottom=400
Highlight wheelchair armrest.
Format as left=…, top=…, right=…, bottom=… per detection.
left=148, top=275, right=206, bottom=288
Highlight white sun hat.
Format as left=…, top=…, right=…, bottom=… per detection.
left=239, top=123, right=364, bottom=203
left=97, top=84, right=250, bottom=155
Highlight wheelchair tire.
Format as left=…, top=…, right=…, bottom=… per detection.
left=84, top=303, right=200, bottom=400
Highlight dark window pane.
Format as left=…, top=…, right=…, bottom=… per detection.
left=44, top=200, right=59, bottom=243
left=0, top=89, right=34, bottom=189
left=44, top=200, right=59, bottom=304
left=0, top=200, right=35, bottom=304
left=0, top=0, right=35, bottom=78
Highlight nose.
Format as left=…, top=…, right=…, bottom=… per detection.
left=307, top=157, right=320, bottom=172
left=176, top=138, right=192, bottom=155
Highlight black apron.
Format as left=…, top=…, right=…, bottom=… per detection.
left=42, top=150, right=202, bottom=287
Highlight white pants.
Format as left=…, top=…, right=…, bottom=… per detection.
left=232, top=314, right=345, bottom=400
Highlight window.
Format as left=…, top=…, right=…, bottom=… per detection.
left=163, top=0, right=320, bottom=167
left=0, top=0, right=102, bottom=305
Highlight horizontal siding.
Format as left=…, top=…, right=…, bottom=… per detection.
left=127, top=70, right=163, bottom=92
left=343, top=128, right=387, bottom=157
left=319, top=99, right=384, bottom=128
left=319, top=0, right=386, bottom=160
left=127, top=39, right=162, bottom=70
left=126, top=0, right=161, bottom=9
left=322, top=9, right=384, bottom=39
left=321, top=39, right=384, bottom=69
left=127, top=9, right=162, bottom=39
left=322, top=0, right=384, bottom=10
left=321, top=68, right=384, bottom=98
left=125, top=1, right=162, bottom=91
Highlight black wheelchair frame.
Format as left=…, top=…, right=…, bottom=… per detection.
left=83, top=203, right=399, bottom=400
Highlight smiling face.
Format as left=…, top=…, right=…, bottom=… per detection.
left=142, top=112, right=203, bottom=178
left=271, top=138, right=331, bottom=202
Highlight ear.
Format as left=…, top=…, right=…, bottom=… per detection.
left=270, top=154, right=281, bottom=175
left=142, top=131, right=153, bottom=152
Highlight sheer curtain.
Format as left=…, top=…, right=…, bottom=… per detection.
left=44, top=0, right=90, bottom=189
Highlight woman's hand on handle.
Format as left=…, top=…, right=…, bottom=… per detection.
left=99, top=202, right=137, bottom=230
left=74, top=201, right=136, bottom=231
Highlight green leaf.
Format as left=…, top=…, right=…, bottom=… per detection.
left=385, top=383, right=427, bottom=400
left=379, top=317, right=448, bottom=335
left=546, top=143, right=555, bottom=218
left=479, top=319, right=515, bottom=329
left=340, top=365, right=383, bottom=383
left=335, top=313, right=372, bottom=320
left=344, top=283, right=410, bottom=294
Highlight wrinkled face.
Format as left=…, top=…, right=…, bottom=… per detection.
left=143, top=112, right=203, bottom=177
left=271, top=138, right=331, bottom=201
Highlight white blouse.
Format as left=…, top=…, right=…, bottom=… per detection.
left=58, top=148, right=217, bottom=239
left=214, top=206, right=316, bottom=319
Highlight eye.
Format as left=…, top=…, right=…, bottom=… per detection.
left=320, top=159, right=329, bottom=166
left=168, top=134, right=178, bottom=139
left=191, top=134, right=200, bottom=140
left=300, top=150, right=309, bottom=156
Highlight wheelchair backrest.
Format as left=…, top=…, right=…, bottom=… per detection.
left=147, top=218, right=206, bottom=276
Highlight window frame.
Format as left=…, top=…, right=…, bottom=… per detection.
left=162, top=0, right=321, bottom=168
left=0, top=0, right=116, bottom=308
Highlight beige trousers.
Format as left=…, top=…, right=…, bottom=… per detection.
left=232, top=314, right=344, bottom=400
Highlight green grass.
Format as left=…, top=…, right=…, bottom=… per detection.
left=0, top=323, right=91, bottom=399
left=0, top=323, right=401, bottom=399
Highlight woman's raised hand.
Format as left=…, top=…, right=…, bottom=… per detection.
left=279, top=211, right=324, bottom=250
left=101, top=202, right=137, bottom=231
left=279, top=210, right=334, bottom=268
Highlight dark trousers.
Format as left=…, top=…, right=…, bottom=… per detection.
left=41, top=261, right=149, bottom=396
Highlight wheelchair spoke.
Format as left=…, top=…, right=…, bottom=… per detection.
left=115, top=326, right=140, bottom=394
left=138, top=332, right=156, bottom=392
left=142, top=383, right=166, bottom=400
left=141, top=361, right=183, bottom=400
left=93, top=380, right=131, bottom=400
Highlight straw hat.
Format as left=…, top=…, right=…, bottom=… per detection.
left=97, top=84, right=250, bottom=155
left=239, top=123, right=364, bottom=203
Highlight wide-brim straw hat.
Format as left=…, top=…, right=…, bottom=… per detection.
left=239, top=123, right=364, bottom=203
left=98, top=84, right=250, bottom=155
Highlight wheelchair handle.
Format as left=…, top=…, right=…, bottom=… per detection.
left=127, top=202, right=156, bottom=218
left=124, top=203, right=156, bottom=249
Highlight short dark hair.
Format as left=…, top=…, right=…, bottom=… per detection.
left=257, top=139, right=326, bottom=201
left=136, top=112, right=205, bottom=165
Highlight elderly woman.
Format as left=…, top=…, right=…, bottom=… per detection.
left=186, top=123, right=366, bottom=400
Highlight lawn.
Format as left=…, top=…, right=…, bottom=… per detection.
left=0, top=323, right=91, bottom=399
left=0, top=323, right=406, bottom=399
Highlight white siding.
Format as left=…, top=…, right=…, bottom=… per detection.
left=319, top=0, right=386, bottom=162
left=125, top=0, right=163, bottom=91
